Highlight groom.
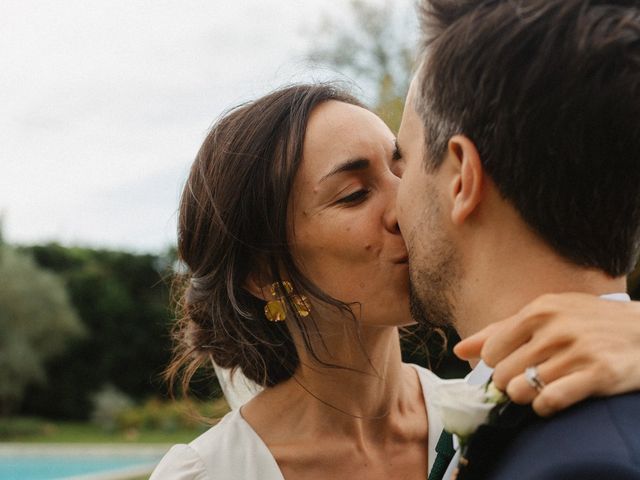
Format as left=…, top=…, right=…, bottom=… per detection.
left=396, top=0, right=640, bottom=479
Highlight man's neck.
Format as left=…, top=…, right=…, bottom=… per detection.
left=454, top=247, right=626, bottom=339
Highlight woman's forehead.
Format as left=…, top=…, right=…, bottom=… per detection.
left=301, top=101, right=394, bottom=176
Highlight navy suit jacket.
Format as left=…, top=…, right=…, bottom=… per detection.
left=471, top=392, right=640, bottom=479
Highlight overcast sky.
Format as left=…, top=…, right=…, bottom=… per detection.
left=1, top=0, right=414, bottom=253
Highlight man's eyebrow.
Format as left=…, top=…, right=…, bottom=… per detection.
left=319, top=158, right=370, bottom=183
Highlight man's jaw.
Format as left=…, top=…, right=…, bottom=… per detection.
left=408, top=278, right=456, bottom=331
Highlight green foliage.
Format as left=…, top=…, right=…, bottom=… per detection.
left=16, top=243, right=186, bottom=420
left=0, top=416, right=44, bottom=439
left=401, top=325, right=471, bottom=380
left=91, top=384, right=134, bottom=432
left=308, top=0, right=417, bottom=132
left=0, top=246, right=84, bottom=415
left=115, top=397, right=229, bottom=433
left=0, top=416, right=205, bottom=443
left=0, top=213, right=5, bottom=245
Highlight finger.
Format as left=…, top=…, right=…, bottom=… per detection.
left=480, top=311, right=537, bottom=367
left=454, top=322, right=501, bottom=360
left=532, top=371, right=598, bottom=417
left=504, top=372, right=538, bottom=406
left=505, top=363, right=556, bottom=406
left=504, top=350, right=585, bottom=408
left=490, top=336, right=562, bottom=391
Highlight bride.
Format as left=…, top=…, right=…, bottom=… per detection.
left=151, top=84, right=640, bottom=479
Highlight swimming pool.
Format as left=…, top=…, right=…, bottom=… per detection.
left=0, top=444, right=167, bottom=480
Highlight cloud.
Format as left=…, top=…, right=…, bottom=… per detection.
left=0, top=0, right=403, bottom=252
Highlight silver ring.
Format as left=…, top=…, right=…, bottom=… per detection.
left=525, top=366, right=546, bottom=392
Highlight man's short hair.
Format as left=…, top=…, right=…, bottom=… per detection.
left=416, top=0, right=640, bottom=276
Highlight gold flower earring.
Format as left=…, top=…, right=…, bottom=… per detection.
left=264, top=281, right=311, bottom=322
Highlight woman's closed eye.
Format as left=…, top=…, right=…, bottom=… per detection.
left=391, top=143, right=404, bottom=178
left=336, top=189, right=370, bottom=205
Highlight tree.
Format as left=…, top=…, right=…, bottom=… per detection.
left=0, top=246, right=84, bottom=415
left=18, top=244, right=185, bottom=419
left=308, top=0, right=417, bottom=132
left=0, top=212, right=5, bottom=245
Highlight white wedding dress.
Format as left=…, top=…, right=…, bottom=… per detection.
left=150, top=363, right=445, bottom=480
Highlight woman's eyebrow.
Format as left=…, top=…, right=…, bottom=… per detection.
left=319, top=158, right=370, bottom=183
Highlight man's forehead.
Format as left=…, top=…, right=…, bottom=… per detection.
left=407, top=74, right=420, bottom=105
left=399, top=77, right=423, bottom=137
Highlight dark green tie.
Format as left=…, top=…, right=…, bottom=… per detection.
left=429, top=430, right=455, bottom=480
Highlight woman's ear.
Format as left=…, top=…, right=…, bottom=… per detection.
left=448, top=134, right=484, bottom=225
left=244, top=271, right=272, bottom=302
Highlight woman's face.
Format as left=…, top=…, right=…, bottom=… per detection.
left=289, top=100, right=413, bottom=327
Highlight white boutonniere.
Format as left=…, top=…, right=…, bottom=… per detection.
left=431, top=379, right=508, bottom=447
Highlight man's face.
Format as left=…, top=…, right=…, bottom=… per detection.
left=396, top=76, right=459, bottom=329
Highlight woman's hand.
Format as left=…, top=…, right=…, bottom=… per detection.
left=454, top=293, right=640, bottom=417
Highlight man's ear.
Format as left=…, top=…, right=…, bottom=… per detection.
left=447, top=134, right=484, bottom=225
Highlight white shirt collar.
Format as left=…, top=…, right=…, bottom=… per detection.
left=600, top=292, right=630, bottom=302
left=464, top=359, right=493, bottom=386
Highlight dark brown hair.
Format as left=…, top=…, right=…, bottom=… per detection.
left=416, top=0, right=640, bottom=276
left=167, top=84, right=366, bottom=395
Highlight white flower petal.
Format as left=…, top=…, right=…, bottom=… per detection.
left=430, top=380, right=495, bottom=439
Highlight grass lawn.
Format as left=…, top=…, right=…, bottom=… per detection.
left=0, top=416, right=217, bottom=444
left=1, top=397, right=230, bottom=444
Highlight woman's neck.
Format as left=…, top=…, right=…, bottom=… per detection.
left=243, top=323, right=425, bottom=445
left=295, top=325, right=406, bottom=418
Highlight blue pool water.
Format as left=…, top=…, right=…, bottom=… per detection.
left=0, top=453, right=162, bottom=480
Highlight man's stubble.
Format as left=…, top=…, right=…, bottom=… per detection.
left=406, top=194, right=461, bottom=331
